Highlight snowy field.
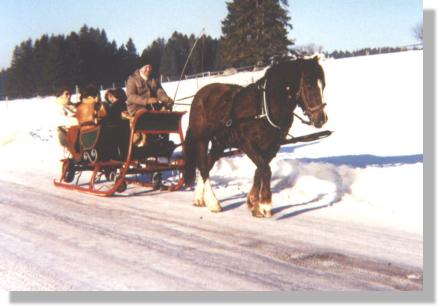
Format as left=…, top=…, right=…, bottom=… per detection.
left=0, top=50, right=423, bottom=233
left=0, top=50, right=423, bottom=291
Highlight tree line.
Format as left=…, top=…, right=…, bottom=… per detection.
left=328, top=46, right=420, bottom=59
left=0, top=0, right=294, bottom=99
left=0, top=26, right=222, bottom=99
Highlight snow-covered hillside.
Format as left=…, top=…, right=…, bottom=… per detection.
left=0, top=51, right=423, bottom=234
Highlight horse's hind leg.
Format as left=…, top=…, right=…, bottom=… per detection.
left=207, top=141, right=225, bottom=171
left=193, top=140, right=222, bottom=212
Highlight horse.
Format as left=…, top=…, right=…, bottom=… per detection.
left=183, top=56, right=328, bottom=217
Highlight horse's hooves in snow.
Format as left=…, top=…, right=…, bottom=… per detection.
left=193, top=200, right=206, bottom=207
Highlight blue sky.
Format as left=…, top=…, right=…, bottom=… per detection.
left=0, top=0, right=422, bottom=70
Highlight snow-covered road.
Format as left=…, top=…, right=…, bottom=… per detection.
left=0, top=176, right=422, bottom=290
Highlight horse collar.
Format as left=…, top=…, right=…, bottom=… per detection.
left=258, top=78, right=281, bottom=130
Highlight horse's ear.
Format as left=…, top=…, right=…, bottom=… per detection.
left=313, top=55, right=320, bottom=62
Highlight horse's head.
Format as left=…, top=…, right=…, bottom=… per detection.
left=297, top=56, right=328, bottom=128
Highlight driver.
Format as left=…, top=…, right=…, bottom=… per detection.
left=126, top=64, right=174, bottom=115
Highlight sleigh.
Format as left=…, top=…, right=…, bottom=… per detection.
left=54, top=109, right=186, bottom=196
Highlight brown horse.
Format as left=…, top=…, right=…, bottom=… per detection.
left=184, top=56, right=328, bottom=217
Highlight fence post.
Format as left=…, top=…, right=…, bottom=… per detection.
left=75, top=85, right=80, bottom=103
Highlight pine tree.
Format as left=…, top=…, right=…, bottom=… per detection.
left=124, top=38, right=139, bottom=77
left=0, top=69, right=7, bottom=98
left=160, top=32, right=191, bottom=79
left=6, top=39, right=35, bottom=98
left=220, top=0, right=293, bottom=67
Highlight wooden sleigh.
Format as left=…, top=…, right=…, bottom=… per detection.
left=54, top=110, right=186, bottom=196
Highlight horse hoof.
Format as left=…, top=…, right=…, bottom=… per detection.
left=251, top=210, right=265, bottom=218
left=207, top=202, right=223, bottom=213
left=251, top=211, right=272, bottom=218
left=209, top=206, right=223, bottom=213
left=259, top=204, right=272, bottom=218
left=193, top=199, right=206, bottom=207
left=252, top=204, right=272, bottom=218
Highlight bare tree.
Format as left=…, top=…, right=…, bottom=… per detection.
left=295, top=43, right=324, bottom=56
left=413, top=22, right=423, bottom=43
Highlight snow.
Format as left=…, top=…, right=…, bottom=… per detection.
left=0, top=50, right=423, bottom=236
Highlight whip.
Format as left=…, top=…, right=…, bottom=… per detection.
left=173, top=28, right=205, bottom=102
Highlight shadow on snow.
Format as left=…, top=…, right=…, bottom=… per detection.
left=215, top=152, right=422, bottom=219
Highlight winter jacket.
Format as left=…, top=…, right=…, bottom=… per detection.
left=101, top=99, right=127, bottom=126
left=126, top=69, right=172, bottom=115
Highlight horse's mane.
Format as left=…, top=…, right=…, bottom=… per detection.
left=262, top=56, right=324, bottom=85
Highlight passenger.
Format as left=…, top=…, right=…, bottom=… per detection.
left=55, top=86, right=77, bottom=126
left=76, top=85, right=106, bottom=129
left=56, top=86, right=80, bottom=159
left=102, top=88, right=127, bottom=126
left=126, top=64, right=174, bottom=115
left=101, top=88, right=130, bottom=159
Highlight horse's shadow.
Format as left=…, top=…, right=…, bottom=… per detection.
left=275, top=201, right=332, bottom=220
left=272, top=193, right=335, bottom=220
left=278, top=142, right=320, bottom=154
left=296, top=154, right=423, bottom=168
left=220, top=193, right=247, bottom=212
left=213, top=153, right=423, bottom=219
left=219, top=193, right=332, bottom=218
left=272, top=193, right=326, bottom=214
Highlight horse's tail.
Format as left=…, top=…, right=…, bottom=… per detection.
left=183, top=127, right=197, bottom=186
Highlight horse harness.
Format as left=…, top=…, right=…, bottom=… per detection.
left=224, top=74, right=323, bottom=130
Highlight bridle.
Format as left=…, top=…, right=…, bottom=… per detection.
left=294, top=73, right=326, bottom=124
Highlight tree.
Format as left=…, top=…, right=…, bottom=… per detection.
left=190, top=34, right=220, bottom=74
left=295, top=43, right=324, bottom=56
left=0, top=69, right=7, bottom=98
left=119, top=38, right=139, bottom=80
left=220, top=0, right=294, bottom=67
left=160, top=32, right=191, bottom=79
left=413, top=22, right=423, bottom=43
left=6, top=39, right=35, bottom=98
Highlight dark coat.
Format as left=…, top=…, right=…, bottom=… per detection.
left=101, top=100, right=127, bottom=126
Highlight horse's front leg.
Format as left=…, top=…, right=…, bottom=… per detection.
left=247, top=168, right=261, bottom=211
left=193, top=170, right=206, bottom=207
left=243, top=145, right=274, bottom=218
left=258, top=165, right=272, bottom=218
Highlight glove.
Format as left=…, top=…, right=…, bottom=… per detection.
left=146, top=97, right=159, bottom=105
left=164, top=98, right=175, bottom=107
left=164, top=98, right=174, bottom=109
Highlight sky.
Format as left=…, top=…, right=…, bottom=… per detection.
left=0, top=0, right=423, bottom=70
